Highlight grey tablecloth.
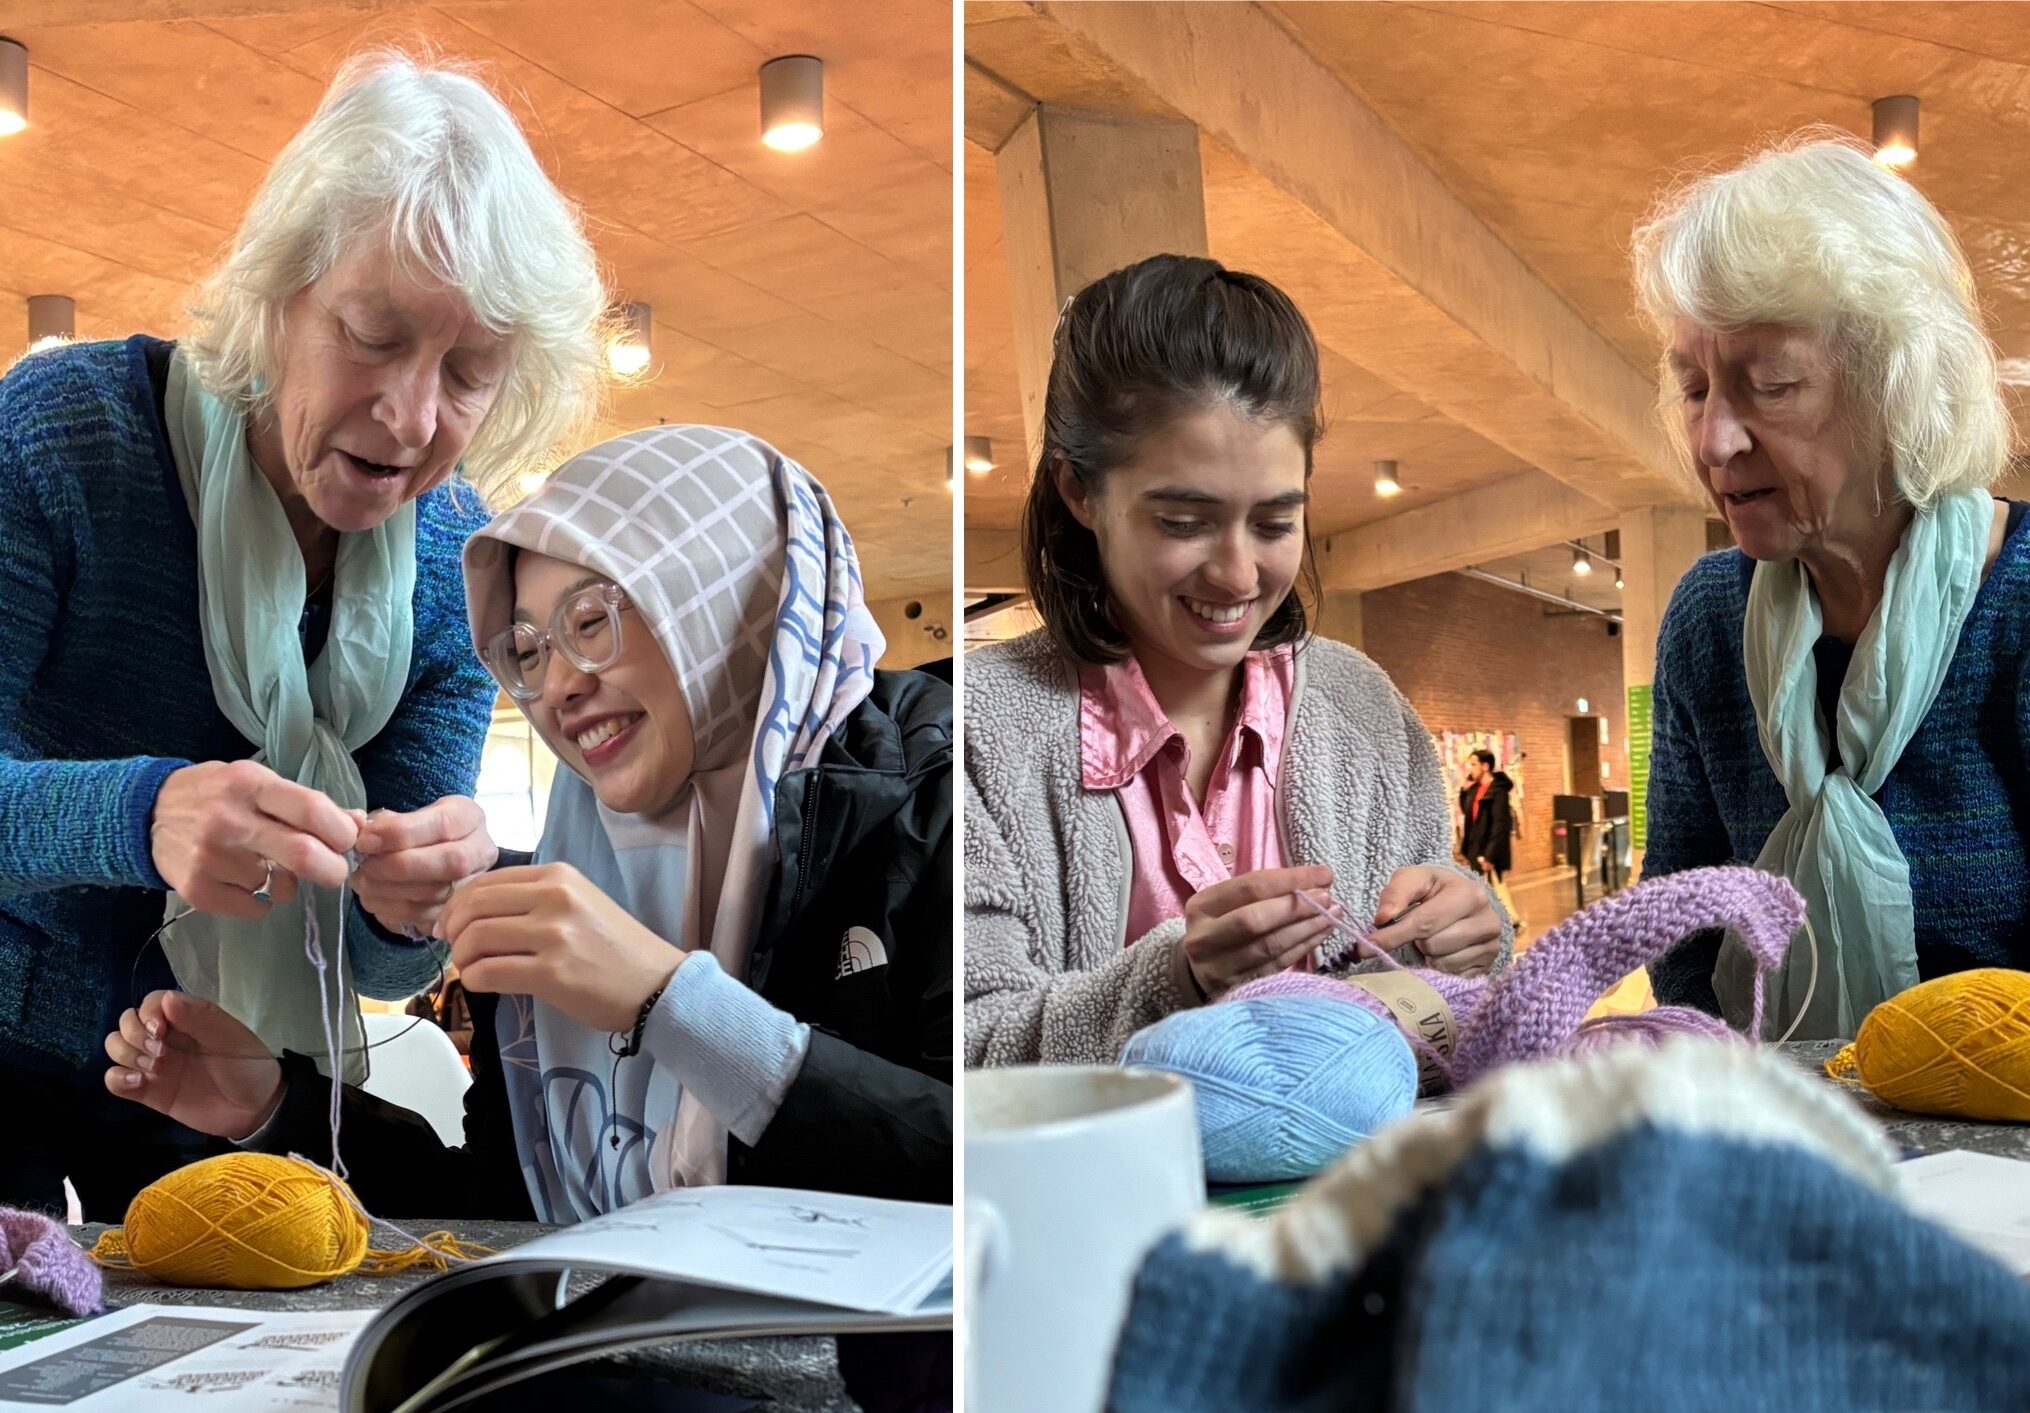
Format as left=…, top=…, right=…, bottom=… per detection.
left=56, top=1219, right=859, bottom=1412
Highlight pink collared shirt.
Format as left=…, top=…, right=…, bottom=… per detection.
left=1079, top=647, right=1295, bottom=944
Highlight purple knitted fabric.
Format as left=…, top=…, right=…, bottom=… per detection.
left=1225, top=866, right=1805, bottom=1091
left=0, top=1207, right=101, bottom=1316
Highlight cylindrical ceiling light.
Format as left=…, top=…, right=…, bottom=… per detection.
left=1873, top=94, right=1919, bottom=168
left=26, top=295, right=73, bottom=353
left=0, top=38, right=26, bottom=138
left=1572, top=545, right=1593, bottom=576
left=760, top=55, right=824, bottom=152
left=607, top=302, right=651, bottom=376
left=1373, top=459, right=1401, bottom=497
left=963, top=436, right=995, bottom=474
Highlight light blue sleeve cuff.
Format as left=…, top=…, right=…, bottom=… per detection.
left=641, top=952, right=811, bottom=1147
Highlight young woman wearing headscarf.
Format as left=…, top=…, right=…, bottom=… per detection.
left=101, top=425, right=952, bottom=1213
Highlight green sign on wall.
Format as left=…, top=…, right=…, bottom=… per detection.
left=1627, top=684, right=1654, bottom=849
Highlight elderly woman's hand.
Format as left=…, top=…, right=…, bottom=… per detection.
left=1367, top=865, right=1503, bottom=976
left=150, top=761, right=358, bottom=919
left=436, top=863, right=685, bottom=1033
left=350, top=796, right=498, bottom=939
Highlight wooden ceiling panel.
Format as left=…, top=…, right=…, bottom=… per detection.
left=448, top=1, right=764, bottom=119
left=645, top=86, right=950, bottom=288
left=965, top=2, right=2030, bottom=566
left=1268, top=2, right=2030, bottom=372
left=197, top=10, right=378, bottom=58
left=683, top=0, right=954, bottom=169
left=0, top=2, right=950, bottom=597
left=677, top=213, right=926, bottom=303
left=17, top=20, right=330, bottom=159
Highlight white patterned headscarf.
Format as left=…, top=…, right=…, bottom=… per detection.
left=464, top=425, right=885, bottom=1211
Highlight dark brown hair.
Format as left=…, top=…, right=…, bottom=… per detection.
left=1019, top=253, right=1325, bottom=665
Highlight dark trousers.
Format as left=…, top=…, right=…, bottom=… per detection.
left=0, top=1060, right=226, bottom=1222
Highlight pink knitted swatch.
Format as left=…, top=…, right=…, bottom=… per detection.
left=0, top=1207, right=101, bottom=1316
left=1224, top=865, right=1805, bottom=1091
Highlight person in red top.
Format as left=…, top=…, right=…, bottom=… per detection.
left=1458, top=749, right=1515, bottom=882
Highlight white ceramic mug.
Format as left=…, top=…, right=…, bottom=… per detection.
left=964, top=1065, right=1205, bottom=1413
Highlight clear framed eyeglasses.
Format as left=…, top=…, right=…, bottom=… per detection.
left=485, top=582, right=633, bottom=702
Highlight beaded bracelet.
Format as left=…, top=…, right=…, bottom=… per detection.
left=608, top=982, right=668, bottom=1059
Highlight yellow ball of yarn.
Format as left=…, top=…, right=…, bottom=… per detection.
left=92, top=1152, right=369, bottom=1290
left=1826, top=968, right=2030, bottom=1122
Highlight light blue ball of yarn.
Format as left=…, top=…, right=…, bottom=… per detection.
left=1120, top=997, right=1417, bottom=1184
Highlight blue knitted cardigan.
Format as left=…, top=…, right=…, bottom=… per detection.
left=0, top=337, right=496, bottom=1076
left=1646, top=527, right=2030, bottom=1012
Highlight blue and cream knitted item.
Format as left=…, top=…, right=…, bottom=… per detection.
left=1646, top=537, right=2030, bottom=1011
left=1105, top=1040, right=2030, bottom=1413
left=0, top=337, right=496, bottom=1075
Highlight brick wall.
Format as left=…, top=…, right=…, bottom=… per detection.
left=1356, top=572, right=1628, bottom=874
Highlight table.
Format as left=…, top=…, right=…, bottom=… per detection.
left=2, top=1220, right=862, bottom=1412
left=1778, top=1039, right=2030, bottom=1160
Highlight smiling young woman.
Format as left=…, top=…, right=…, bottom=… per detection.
left=964, top=253, right=1510, bottom=1069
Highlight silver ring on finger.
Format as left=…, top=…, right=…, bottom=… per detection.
left=250, top=857, right=277, bottom=904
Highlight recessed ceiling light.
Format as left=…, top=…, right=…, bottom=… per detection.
left=1873, top=94, right=1919, bottom=168
left=607, top=302, right=651, bottom=376
left=760, top=56, right=823, bottom=152
left=0, top=39, right=26, bottom=138
left=26, top=294, right=72, bottom=353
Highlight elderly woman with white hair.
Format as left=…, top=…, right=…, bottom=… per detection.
left=0, top=52, right=607, bottom=1216
left=1634, top=135, right=2023, bottom=1042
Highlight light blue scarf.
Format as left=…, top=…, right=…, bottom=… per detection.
left=1715, top=490, right=1993, bottom=1039
left=160, top=350, right=417, bottom=1082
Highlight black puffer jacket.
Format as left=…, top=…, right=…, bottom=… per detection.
left=255, top=670, right=952, bottom=1215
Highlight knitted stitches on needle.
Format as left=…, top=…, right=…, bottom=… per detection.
left=0, top=1206, right=100, bottom=1315
left=1228, top=866, right=1805, bottom=1090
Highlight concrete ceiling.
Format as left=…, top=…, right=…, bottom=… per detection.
left=963, top=2, right=2030, bottom=577
left=0, top=0, right=952, bottom=596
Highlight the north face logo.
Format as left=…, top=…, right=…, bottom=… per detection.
left=838, top=926, right=888, bottom=977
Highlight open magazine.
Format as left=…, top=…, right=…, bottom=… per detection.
left=0, top=1187, right=952, bottom=1413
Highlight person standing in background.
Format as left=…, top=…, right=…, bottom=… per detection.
left=1459, top=749, right=1514, bottom=882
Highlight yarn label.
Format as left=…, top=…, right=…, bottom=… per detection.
left=1344, top=973, right=1456, bottom=1088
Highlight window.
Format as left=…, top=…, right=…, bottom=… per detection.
left=474, top=700, right=558, bottom=854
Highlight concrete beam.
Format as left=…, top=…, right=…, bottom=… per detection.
left=996, top=104, right=1208, bottom=473
left=965, top=62, right=1034, bottom=152
left=964, top=526, right=1025, bottom=593
left=1618, top=505, right=1709, bottom=691
left=989, top=2, right=1694, bottom=512
left=1317, top=472, right=1620, bottom=592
